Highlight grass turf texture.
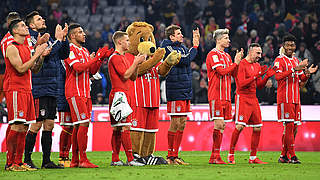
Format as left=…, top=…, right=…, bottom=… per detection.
left=0, top=151, right=319, bottom=180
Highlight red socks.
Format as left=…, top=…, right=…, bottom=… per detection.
left=280, top=132, right=287, bottom=156
left=121, top=130, right=134, bottom=162
left=71, top=127, right=79, bottom=163
left=111, top=130, right=122, bottom=162
left=6, top=130, right=18, bottom=166
left=77, top=126, right=89, bottom=162
left=173, top=130, right=184, bottom=157
left=211, top=129, right=222, bottom=157
left=167, top=131, right=176, bottom=157
left=59, top=126, right=73, bottom=158
left=229, top=128, right=241, bottom=154
left=285, top=122, right=296, bottom=157
left=250, top=130, right=261, bottom=157
left=14, top=131, right=26, bottom=165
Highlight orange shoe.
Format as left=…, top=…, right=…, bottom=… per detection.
left=79, top=160, right=99, bottom=168
left=249, top=157, right=268, bottom=164
left=227, top=154, right=235, bottom=164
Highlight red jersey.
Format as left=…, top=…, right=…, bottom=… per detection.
left=64, top=43, right=98, bottom=99
left=108, top=51, right=131, bottom=94
left=206, top=48, right=237, bottom=101
left=3, top=41, right=32, bottom=92
left=1, top=32, right=33, bottom=57
left=126, top=53, right=161, bottom=108
left=274, top=55, right=306, bottom=104
left=235, top=59, right=261, bottom=97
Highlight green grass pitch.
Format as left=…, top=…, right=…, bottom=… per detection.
left=0, top=151, right=319, bottom=180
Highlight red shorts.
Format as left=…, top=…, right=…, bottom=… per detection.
left=5, top=91, right=36, bottom=124
left=58, top=111, right=73, bottom=126
left=109, top=91, right=132, bottom=127
left=167, top=100, right=191, bottom=116
left=209, top=100, right=232, bottom=122
left=131, top=106, right=159, bottom=132
left=67, top=96, right=92, bottom=125
left=234, top=94, right=262, bottom=127
left=277, top=103, right=301, bottom=125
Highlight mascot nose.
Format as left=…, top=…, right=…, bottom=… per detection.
left=150, top=47, right=155, bottom=53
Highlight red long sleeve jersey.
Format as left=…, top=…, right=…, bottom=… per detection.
left=206, top=48, right=237, bottom=101
left=273, top=55, right=307, bottom=104
left=235, top=59, right=261, bottom=97
left=64, top=43, right=101, bottom=99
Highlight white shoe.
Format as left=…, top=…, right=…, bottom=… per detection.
left=110, top=160, right=126, bottom=166
left=127, top=160, right=145, bottom=166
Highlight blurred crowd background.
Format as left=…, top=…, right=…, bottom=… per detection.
left=1, top=0, right=320, bottom=108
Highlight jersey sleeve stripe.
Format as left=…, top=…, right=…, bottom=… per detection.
left=69, top=60, right=80, bottom=66
left=212, top=64, right=224, bottom=70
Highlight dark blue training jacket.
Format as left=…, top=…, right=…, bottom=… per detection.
left=160, top=39, right=198, bottom=101
left=29, top=29, right=70, bottom=99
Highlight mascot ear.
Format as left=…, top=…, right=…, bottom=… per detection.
left=126, top=24, right=135, bottom=37
left=148, top=24, right=154, bottom=32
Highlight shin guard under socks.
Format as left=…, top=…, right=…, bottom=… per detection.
left=14, top=132, right=26, bottom=164
left=229, top=129, right=241, bottom=154
left=7, top=130, right=18, bottom=165
left=250, top=130, right=261, bottom=157
left=111, top=130, right=122, bottom=162
left=173, top=130, right=184, bottom=157
left=167, top=131, right=176, bottom=157
left=42, top=131, right=53, bottom=164
left=121, top=130, right=134, bottom=162
left=77, top=126, right=89, bottom=162
left=24, top=131, right=38, bottom=162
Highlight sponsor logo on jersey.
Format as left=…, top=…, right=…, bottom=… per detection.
left=274, top=62, right=279, bottom=68
left=212, top=55, right=219, bottom=63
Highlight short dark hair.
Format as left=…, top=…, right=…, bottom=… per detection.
left=112, top=31, right=128, bottom=45
left=68, top=23, right=81, bottom=38
left=6, top=12, right=20, bottom=24
left=9, top=18, right=23, bottom=35
left=26, top=11, right=39, bottom=26
left=248, top=43, right=261, bottom=49
left=165, top=25, right=181, bottom=39
left=282, top=33, right=296, bottom=44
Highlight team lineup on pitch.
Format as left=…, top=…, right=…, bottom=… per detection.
left=0, top=2, right=319, bottom=176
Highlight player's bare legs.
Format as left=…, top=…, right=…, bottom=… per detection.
left=209, top=119, right=226, bottom=164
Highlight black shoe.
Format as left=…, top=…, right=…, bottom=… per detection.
left=290, top=156, right=301, bottom=164
left=278, top=155, right=290, bottom=163
left=4, top=164, right=9, bottom=170
left=24, top=160, right=39, bottom=169
left=41, top=161, right=64, bottom=169
left=144, top=154, right=168, bottom=165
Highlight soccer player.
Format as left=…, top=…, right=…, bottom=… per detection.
left=160, top=25, right=200, bottom=165
left=228, top=43, right=275, bottom=164
left=206, top=28, right=243, bottom=164
left=109, top=31, right=146, bottom=166
left=4, top=18, right=48, bottom=171
left=1, top=11, right=48, bottom=170
left=274, top=34, right=318, bottom=164
left=24, top=11, right=69, bottom=169
left=65, top=23, right=112, bottom=168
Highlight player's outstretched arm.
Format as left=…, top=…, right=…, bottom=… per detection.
left=6, top=43, right=47, bottom=74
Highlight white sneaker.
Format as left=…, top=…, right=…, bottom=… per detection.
left=110, top=160, right=126, bottom=166
left=127, top=160, right=145, bottom=166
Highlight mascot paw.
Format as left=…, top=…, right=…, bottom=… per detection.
left=153, top=48, right=165, bottom=60
left=165, top=51, right=181, bottom=66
